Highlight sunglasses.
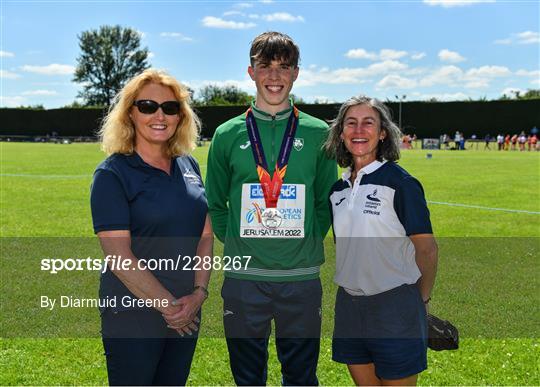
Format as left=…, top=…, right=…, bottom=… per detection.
left=133, top=100, right=181, bottom=115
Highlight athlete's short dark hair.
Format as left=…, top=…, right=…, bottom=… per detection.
left=250, top=31, right=300, bottom=67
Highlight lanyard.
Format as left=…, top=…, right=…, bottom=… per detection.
left=245, top=106, right=299, bottom=208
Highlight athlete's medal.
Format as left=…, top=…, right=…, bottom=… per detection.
left=261, top=207, right=282, bottom=229
left=246, top=106, right=299, bottom=229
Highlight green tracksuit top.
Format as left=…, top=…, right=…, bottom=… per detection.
left=206, top=101, right=337, bottom=281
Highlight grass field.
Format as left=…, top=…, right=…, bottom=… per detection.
left=1, top=142, right=539, bottom=385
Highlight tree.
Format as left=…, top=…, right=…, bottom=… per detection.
left=519, top=89, right=540, bottom=99
left=196, top=84, right=252, bottom=106
left=73, top=25, right=149, bottom=106
left=12, top=104, right=45, bottom=110
left=500, top=89, right=540, bottom=100
left=290, top=93, right=306, bottom=104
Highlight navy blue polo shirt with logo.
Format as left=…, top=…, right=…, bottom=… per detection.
left=329, top=160, right=432, bottom=296
left=90, top=152, right=207, bottom=310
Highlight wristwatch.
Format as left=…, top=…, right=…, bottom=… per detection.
left=193, top=285, right=209, bottom=299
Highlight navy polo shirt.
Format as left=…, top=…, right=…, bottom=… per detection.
left=90, top=152, right=207, bottom=308
left=329, top=160, right=432, bottom=296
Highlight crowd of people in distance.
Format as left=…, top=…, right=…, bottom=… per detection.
left=440, top=132, right=467, bottom=150
left=439, top=130, right=539, bottom=151
left=495, top=131, right=538, bottom=151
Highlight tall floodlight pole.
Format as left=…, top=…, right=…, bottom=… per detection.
left=395, top=95, right=406, bottom=129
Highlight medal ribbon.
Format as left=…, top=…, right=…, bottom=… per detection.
left=245, top=106, right=299, bottom=208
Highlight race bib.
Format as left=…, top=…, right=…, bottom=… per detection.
left=240, top=183, right=305, bottom=238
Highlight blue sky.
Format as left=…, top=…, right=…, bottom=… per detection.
left=1, top=0, right=539, bottom=108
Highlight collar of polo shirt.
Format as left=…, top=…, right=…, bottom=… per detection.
left=342, top=160, right=386, bottom=182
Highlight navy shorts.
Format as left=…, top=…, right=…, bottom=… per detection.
left=332, top=284, right=427, bottom=380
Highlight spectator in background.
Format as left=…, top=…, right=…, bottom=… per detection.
left=511, top=134, right=518, bottom=150
left=442, top=134, right=450, bottom=150
left=531, top=134, right=538, bottom=151
left=402, top=134, right=412, bottom=149
left=518, top=131, right=527, bottom=151
left=454, top=131, right=461, bottom=150
left=527, top=134, right=537, bottom=151
left=497, top=134, right=504, bottom=151
left=484, top=134, right=491, bottom=150
left=504, top=134, right=510, bottom=150
left=459, top=133, right=465, bottom=150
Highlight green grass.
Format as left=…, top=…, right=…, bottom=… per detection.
left=1, top=142, right=539, bottom=385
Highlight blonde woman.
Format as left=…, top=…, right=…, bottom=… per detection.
left=90, top=69, right=212, bottom=385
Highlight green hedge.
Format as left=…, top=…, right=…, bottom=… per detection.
left=1, top=99, right=538, bottom=139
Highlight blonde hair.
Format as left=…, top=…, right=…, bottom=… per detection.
left=99, top=69, right=200, bottom=157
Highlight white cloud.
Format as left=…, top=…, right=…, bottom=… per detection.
left=234, top=2, right=254, bottom=8
left=295, top=61, right=408, bottom=87
left=500, top=87, right=525, bottom=97
left=346, top=48, right=408, bottom=61
left=531, top=78, right=540, bottom=87
left=160, top=32, right=194, bottom=41
left=419, top=65, right=463, bottom=86
left=248, top=14, right=260, bottom=19
left=148, top=52, right=155, bottom=58
left=195, top=79, right=256, bottom=96
left=376, top=75, right=417, bottom=89
left=345, top=48, right=378, bottom=60
left=368, top=60, right=408, bottom=73
left=379, top=49, right=407, bottom=60
left=261, top=13, right=305, bottom=22
left=259, top=0, right=274, bottom=3
left=0, top=96, right=26, bottom=107
left=411, top=52, right=426, bottom=60
left=202, top=16, right=256, bottom=29
left=223, top=11, right=245, bottom=17
left=417, top=64, right=510, bottom=89
left=0, top=69, right=21, bottom=79
left=465, top=65, right=510, bottom=78
left=21, top=64, right=75, bottom=75
left=516, top=31, right=540, bottom=44
left=410, top=91, right=471, bottom=101
left=494, top=31, right=540, bottom=45
left=423, top=0, right=495, bottom=8
left=0, top=50, right=15, bottom=58
left=311, top=96, right=336, bottom=103
left=438, top=49, right=466, bottom=63
left=516, top=69, right=540, bottom=77
left=22, top=89, right=58, bottom=96
left=464, top=79, right=490, bottom=89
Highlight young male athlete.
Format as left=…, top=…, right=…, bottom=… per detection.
left=206, top=31, right=337, bottom=385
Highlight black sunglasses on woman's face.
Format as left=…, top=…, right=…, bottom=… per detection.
left=133, top=100, right=181, bottom=115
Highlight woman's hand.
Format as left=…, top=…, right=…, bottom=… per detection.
left=162, top=290, right=207, bottom=335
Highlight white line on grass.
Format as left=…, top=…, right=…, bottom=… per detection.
left=0, top=173, right=91, bottom=179
left=2, top=173, right=539, bottom=215
left=427, top=201, right=540, bottom=215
